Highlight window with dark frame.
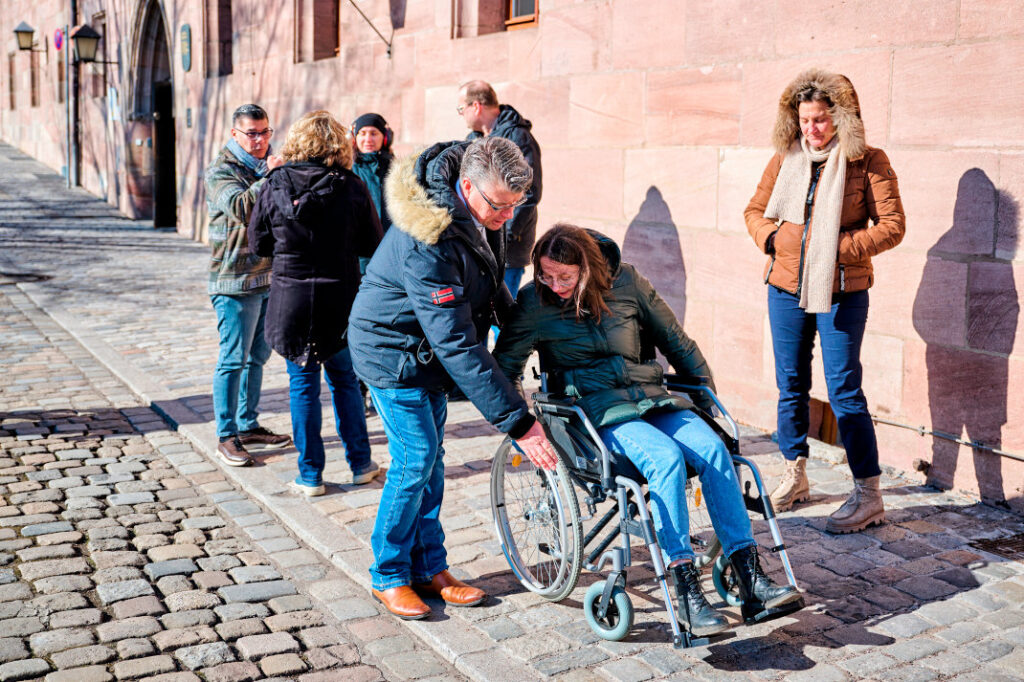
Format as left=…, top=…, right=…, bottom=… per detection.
left=8, top=53, right=15, bottom=110
left=506, top=0, right=537, bottom=29
left=91, top=13, right=107, bottom=98
left=205, top=0, right=234, bottom=77
left=30, top=50, right=39, bottom=107
left=295, top=0, right=340, bottom=62
left=57, top=57, right=65, bottom=104
left=313, top=0, right=340, bottom=60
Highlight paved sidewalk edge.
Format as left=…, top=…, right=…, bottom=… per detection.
left=15, top=279, right=542, bottom=682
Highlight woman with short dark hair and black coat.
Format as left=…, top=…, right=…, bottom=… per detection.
left=248, top=110, right=384, bottom=496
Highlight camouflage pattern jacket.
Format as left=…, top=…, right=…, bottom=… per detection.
left=205, top=145, right=272, bottom=296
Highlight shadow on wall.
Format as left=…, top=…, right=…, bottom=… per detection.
left=622, top=186, right=687, bottom=327
left=912, top=168, right=1020, bottom=508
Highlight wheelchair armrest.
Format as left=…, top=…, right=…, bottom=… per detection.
left=530, top=392, right=580, bottom=418
left=663, top=374, right=710, bottom=390
left=663, top=375, right=739, bottom=442
left=531, top=391, right=574, bottom=406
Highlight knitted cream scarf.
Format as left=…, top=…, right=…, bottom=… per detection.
left=763, top=137, right=846, bottom=313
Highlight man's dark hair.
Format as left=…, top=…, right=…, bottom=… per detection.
left=232, top=104, right=268, bottom=126
left=459, top=80, right=498, bottom=108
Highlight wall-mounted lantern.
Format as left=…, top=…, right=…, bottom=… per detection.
left=69, top=24, right=116, bottom=64
left=13, top=21, right=47, bottom=53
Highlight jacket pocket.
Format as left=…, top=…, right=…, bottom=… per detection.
left=764, top=254, right=776, bottom=284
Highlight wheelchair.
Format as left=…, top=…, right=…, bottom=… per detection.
left=489, top=374, right=804, bottom=648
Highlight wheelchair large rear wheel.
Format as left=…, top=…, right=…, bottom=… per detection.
left=687, top=478, right=720, bottom=569
left=491, top=438, right=583, bottom=602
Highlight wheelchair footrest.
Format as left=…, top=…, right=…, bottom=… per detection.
left=673, top=633, right=710, bottom=649
left=745, top=596, right=804, bottom=625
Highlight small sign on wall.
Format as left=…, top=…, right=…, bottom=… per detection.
left=180, top=24, right=191, bottom=72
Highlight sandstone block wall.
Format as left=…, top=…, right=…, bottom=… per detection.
left=2, top=0, right=1022, bottom=507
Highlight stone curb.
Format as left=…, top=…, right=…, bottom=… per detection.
left=14, top=279, right=541, bottom=682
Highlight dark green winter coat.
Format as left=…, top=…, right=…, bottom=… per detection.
left=493, top=232, right=715, bottom=428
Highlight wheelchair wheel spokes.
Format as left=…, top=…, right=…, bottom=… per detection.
left=687, top=478, right=720, bottom=569
left=491, top=439, right=583, bottom=602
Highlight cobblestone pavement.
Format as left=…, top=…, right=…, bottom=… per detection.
left=0, top=232, right=461, bottom=678
left=2, top=144, right=1024, bottom=681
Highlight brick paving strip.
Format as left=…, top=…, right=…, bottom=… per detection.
left=3, top=143, right=1024, bottom=680
left=0, top=286, right=462, bottom=682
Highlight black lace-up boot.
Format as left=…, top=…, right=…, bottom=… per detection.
left=728, top=545, right=803, bottom=622
left=669, top=562, right=729, bottom=637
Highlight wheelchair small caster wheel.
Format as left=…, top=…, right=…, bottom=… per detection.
left=583, top=582, right=634, bottom=641
left=712, top=554, right=743, bottom=607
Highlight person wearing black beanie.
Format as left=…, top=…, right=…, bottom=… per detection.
left=351, top=113, right=396, bottom=414
left=352, top=113, right=394, bottom=245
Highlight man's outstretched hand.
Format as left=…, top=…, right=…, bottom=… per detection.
left=513, top=421, right=559, bottom=471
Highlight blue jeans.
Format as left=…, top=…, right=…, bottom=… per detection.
left=768, top=287, right=881, bottom=479
left=491, top=267, right=526, bottom=342
left=599, top=409, right=755, bottom=562
left=286, top=347, right=372, bottom=486
left=211, top=293, right=271, bottom=438
left=367, top=386, right=449, bottom=590
left=504, top=267, right=525, bottom=296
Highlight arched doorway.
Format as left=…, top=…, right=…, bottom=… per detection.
left=129, top=0, right=176, bottom=228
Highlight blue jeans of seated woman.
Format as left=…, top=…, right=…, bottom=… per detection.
left=286, top=347, right=371, bottom=486
left=598, top=409, right=755, bottom=563
left=767, top=286, right=880, bottom=479
left=366, top=386, right=449, bottom=590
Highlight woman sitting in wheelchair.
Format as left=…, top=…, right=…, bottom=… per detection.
left=493, top=224, right=803, bottom=637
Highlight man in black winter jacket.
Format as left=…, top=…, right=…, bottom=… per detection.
left=348, top=137, right=557, bottom=621
left=457, top=80, right=542, bottom=299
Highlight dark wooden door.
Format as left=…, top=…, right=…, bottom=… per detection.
left=152, top=80, right=176, bottom=228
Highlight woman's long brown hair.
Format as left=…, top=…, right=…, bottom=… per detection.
left=532, top=223, right=612, bottom=322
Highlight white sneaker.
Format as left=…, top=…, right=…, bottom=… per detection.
left=292, top=479, right=326, bottom=497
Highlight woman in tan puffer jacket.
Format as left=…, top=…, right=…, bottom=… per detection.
left=744, top=69, right=905, bottom=533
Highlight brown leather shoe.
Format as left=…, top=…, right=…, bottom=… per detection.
left=239, top=427, right=292, bottom=448
left=217, top=437, right=253, bottom=467
left=413, top=570, right=486, bottom=606
left=372, top=586, right=431, bottom=620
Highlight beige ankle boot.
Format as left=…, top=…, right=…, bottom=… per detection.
left=826, top=475, right=885, bottom=534
left=770, top=457, right=809, bottom=512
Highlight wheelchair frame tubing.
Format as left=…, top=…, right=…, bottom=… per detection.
left=732, top=455, right=800, bottom=591
left=615, top=476, right=687, bottom=648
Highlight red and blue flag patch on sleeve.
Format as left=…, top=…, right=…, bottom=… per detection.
left=430, top=287, right=455, bottom=305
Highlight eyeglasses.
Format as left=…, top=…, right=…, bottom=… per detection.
left=456, top=102, right=470, bottom=115
left=538, top=271, right=579, bottom=288
left=475, top=183, right=527, bottom=212
left=233, top=127, right=273, bottom=140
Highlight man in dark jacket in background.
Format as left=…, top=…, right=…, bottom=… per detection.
left=205, top=104, right=292, bottom=468
left=458, top=80, right=542, bottom=298
left=348, top=137, right=558, bottom=621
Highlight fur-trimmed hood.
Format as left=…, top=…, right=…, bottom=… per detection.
left=772, top=69, right=866, bottom=161
left=384, top=141, right=469, bottom=245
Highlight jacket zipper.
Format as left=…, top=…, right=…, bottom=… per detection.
left=796, top=163, right=826, bottom=299
left=456, top=228, right=500, bottom=289
left=764, top=254, right=776, bottom=284
left=838, top=264, right=846, bottom=292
